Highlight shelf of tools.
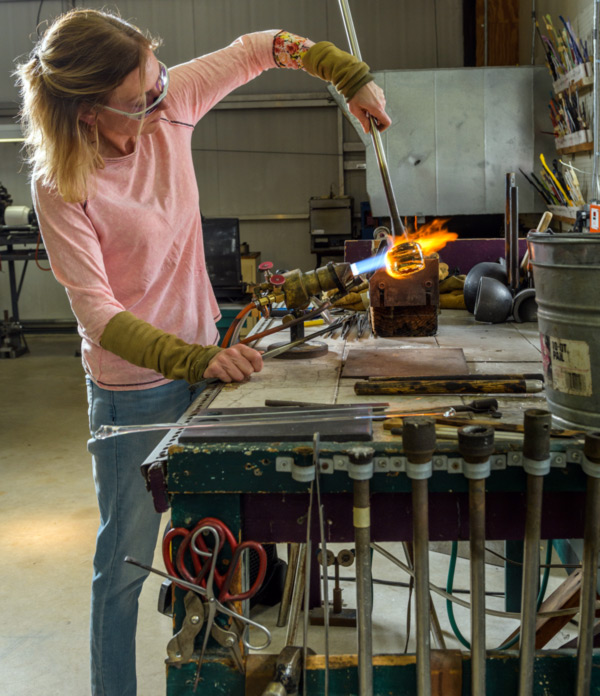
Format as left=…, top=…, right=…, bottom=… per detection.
left=524, top=14, right=592, bottom=226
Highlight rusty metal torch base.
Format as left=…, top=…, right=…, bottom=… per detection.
left=369, top=257, right=440, bottom=338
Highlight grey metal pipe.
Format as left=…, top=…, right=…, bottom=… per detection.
left=277, top=543, right=301, bottom=627
left=285, top=543, right=307, bottom=646
left=349, top=447, right=375, bottom=696
left=469, top=477, right=487, bottom=695
left=505, top=173, right=518, bottom=292
left=403, top=417, right=437, bottom=696
left=518, top=409, right=551, bottom=696
left=575, top=433, right=600, bottom=695
left=458, top=425, right=495, bottom=696
left=509, top=185, right=519, bottom=292
left=337, top=0, right=406, bottom=239
left=593, top=0, right=599, bottom=200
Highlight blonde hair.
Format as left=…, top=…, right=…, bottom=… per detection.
left=15, top=9, right=161, bottom=203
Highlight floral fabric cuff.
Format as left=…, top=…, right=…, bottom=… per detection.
left=273, top=30, right=310, bottom=69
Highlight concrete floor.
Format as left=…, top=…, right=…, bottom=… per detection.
left=1, top=334, right=576, bottom=695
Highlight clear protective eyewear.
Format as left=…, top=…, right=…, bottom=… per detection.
left=102, top=61, right=169, bottom=120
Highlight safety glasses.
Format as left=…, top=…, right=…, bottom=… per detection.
left=101, top=61, right=169, bottom=120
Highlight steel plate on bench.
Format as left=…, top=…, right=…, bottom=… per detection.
left=178, top=406, right=373, bottom=443
left=342, top=347, right=468, bottom=378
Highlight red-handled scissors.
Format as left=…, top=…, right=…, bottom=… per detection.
left=186, top=523, right=268, bottom=688
left=162, top=516, right=239, bottom=589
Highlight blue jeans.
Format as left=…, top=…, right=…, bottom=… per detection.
left=87, top=378, right=194, bottom=696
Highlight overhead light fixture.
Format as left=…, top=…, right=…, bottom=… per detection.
left=0, top=123, right=24, bottom=143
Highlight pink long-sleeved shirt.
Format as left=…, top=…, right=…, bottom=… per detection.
left=33, top=30, right=283, bottom=390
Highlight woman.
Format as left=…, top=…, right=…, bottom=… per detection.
left=16, top=8, right=391, bottom=695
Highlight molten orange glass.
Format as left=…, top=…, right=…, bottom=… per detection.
left=385, top=218, right=458, bottom=279
left=385, top=242, right=425, bottom=278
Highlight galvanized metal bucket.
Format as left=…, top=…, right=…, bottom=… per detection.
left=529, top=232, right=600, bottom=429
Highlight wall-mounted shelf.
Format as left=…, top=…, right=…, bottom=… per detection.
left=555, top=129, right=593, bottom=155
left=553, top=62, right=593, bottom=95
left=547, top=204, right=581, bottom=224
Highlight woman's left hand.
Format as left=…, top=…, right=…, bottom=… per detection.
left=347, top=82, right=391, bottom=134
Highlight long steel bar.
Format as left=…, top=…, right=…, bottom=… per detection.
left=284, top=544, right=307, bottom=646
left=337, top=0, right=406, bottom=239
left=470, top=477, right=487, bottom=695
left=593, top=0, right=599, bottom=200
left=518, top=475, right=543, bottom=694
left=349, top=448, right=375, bottom=696
left=459, top=425, right=494, bottom=696
left=413, top=478, right=431, bottom=696
left=314, top=433, right=330, bottom=696
left=277, top=543, right=301, bottom=628
left=576, top=432, right=600, bottom=695
left=518, top=409, right=551, bottom=696
left=94, top=407, right=456, bottom=439
left=403, top=418, right=436, bottom=696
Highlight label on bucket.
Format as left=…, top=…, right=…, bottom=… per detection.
left=540, top=334, right=592, bottom=396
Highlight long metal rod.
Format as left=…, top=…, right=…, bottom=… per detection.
left=518, top=474, right=543, bottom=696
left=94, top=406, right=456, bottom=439
left=303, top=482, right=314, bottom=696
left=509, top=185, right=519, bottom=292
left=277, top=543, right=301, bottom=628
left=285, top=544, right=307, bottom=645
left=413, top=478, right=432, bottom=696
left=337, top=0, right=406, bottom=239
left=575, top=475, right=600, bottom=695
left=315, top=463, right=330, bottom=694
left=354, top=477, right=373, bottom=695
left=469, top=478, right=487, bottom=696
left=593, top=0, right=600, bottom=200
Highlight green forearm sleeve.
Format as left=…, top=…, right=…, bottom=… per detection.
left=302, top=41, right=374, bottom=100
left=100, top=311, right=222, bottom=384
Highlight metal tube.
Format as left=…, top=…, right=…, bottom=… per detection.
left=458, top=425, right=495, bottom=696
left=518, top=474, right=544, bottom=694
left=285, top=543, right=307, bottom=646
left=413, top=478, right=431, bottom=696
left=505, top=173, right=516, bottom=292
left=469, top=477, right=487, bottom=695
left=277, top=543, right=301, bottom=627
left=337, top=0, right=406, bottom=239
left=519, top=409, right=551, bottom=696
left=354, top=479, right=373, bottom=696
left=349, top=447, right=375, bottom=696
left=510, top=185, right=519, bottom=293
left=403, top=417, right=436, bottom=696
left=593, top=0, right=599, bottom=201
left=576, top=433, right=600, bottom=695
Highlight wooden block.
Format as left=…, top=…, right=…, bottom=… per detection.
left=501, top=568, right=583, bottom=649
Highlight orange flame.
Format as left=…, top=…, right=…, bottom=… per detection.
left=385, top=218, right=458, bottom=279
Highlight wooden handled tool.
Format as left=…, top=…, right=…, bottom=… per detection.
left=355, top=378, right=544, bottom=395
left=367, top=373, right=543, bottom=383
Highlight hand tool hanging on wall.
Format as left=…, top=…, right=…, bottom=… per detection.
left=458, top=425, right=495, bottom=696
left=575, top=432, right=600, bottom=696
left=403, top=417, right=437, bottom=696
left=518, top=409, right=552, bottom=696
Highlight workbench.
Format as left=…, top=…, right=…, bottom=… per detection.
left=146, top=309, right=600, bottom=695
